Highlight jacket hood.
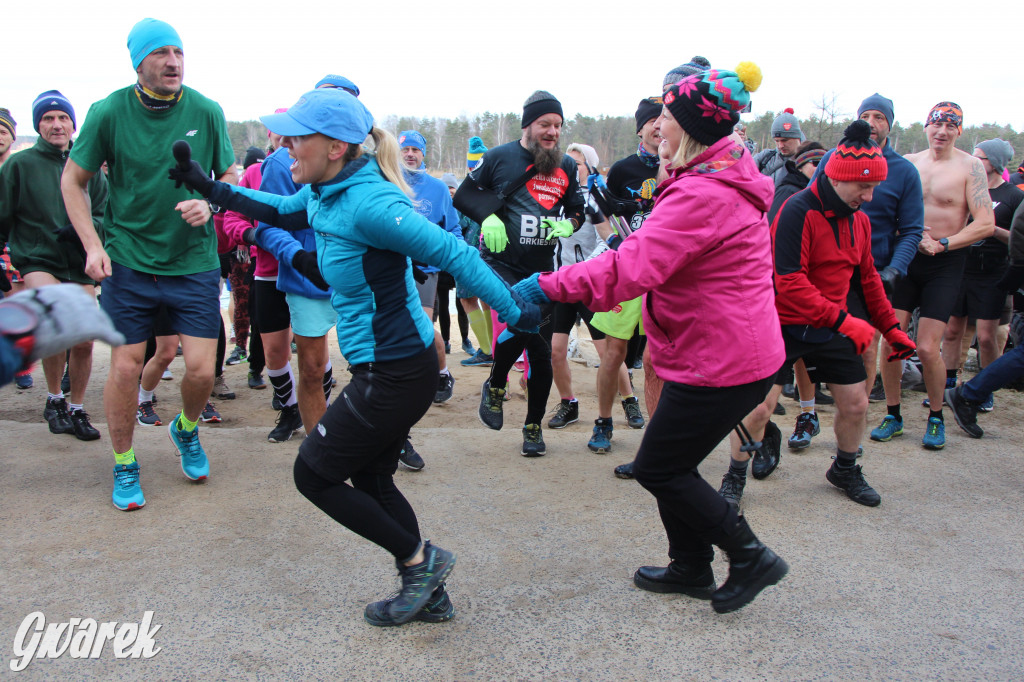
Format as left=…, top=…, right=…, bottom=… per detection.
left=669, top=138, right=774, bottom=213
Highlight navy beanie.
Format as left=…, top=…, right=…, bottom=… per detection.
left=857, top=93, right=894, bottom=129
left=32, top=90, right=76, bottom=133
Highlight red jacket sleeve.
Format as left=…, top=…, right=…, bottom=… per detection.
left=857, top=213, right=899, bottom=331
left=772, top=205, right=845, bottom=329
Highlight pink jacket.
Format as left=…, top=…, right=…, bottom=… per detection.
left=222, top=161, right=277, bottom=278
left=539, top=138, right=785, bottom=387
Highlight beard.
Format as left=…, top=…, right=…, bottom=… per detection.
left=526, top=131, right=562, bottom=175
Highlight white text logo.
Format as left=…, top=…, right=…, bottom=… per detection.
left=10, top=611, right=162, bottom=672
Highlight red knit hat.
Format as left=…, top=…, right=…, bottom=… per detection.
left=824, top=120, right=887, bottom=182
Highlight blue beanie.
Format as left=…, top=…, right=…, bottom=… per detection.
left=32, top=90, right=76, bottom=133
left=315, top=75, right=360, bottom=97
left=857, top=93, right=894, bottom=129
left=468, top=136, right=487, bottom=154
left=397, top=130, right=427, bottom=153
left=127, top=18, right=183, bottom=70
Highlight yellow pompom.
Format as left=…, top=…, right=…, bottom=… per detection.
left=735, top=61, right=762, bottom=93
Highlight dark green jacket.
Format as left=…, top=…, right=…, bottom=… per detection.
left=0, top=138, right=107, bottom=283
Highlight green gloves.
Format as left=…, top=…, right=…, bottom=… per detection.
left=542, top=219, right=574, bottom=240
left=481, top=214, right=509, bottom=253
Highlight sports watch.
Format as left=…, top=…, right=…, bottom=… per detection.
left=939, top=237, right=949, bottom=253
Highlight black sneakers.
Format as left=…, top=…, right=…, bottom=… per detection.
left=614, top=461, right=635, bottom=479
left=633, top=561, right=716, bottom=599
left=399, top=439, right=425, bottom=471
left=945, top=385, right=983, bottom=438
left=268, top=404, right=302, bottom=442
left=751, top=421, right=782, bottom=480
left=380, top=542, right=456, bottom=625
left=826, top=461, right=881, bottom=507
left=521, top=424, right=546, bottom=457
left=548, top=399, right=579, bottom=429
left=622, top=396, right=645, bottom=429
left=364, top=584, right=455, bottom=626
left=69, top=409, right=101, bottom=441
left=434, top=372, right=455, bottom=404
left=44, top=397, right=74, bottom=435
left=718, top=471, right=746, bottom=509
left=478, top=380, right=505, bottom=430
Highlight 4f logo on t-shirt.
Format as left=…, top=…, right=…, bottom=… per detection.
left=185, top=130, right=198, bottom=137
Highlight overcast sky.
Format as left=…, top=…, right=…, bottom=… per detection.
left=5, top=0, right=1023, bottom=138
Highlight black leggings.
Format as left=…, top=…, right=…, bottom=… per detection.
left=434, top=271, right=469, bottom=345
left=634, top=376, right=774, bottom=561
left=292, top=346, right=438, bottom=560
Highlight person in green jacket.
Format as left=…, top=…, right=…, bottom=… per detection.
left=0, top=90, right=107, bottom=441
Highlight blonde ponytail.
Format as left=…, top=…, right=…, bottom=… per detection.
left=362, top=127, right=413, bottom=198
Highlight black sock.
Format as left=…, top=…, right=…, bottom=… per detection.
left=835, top=448, right=859, bottom=468
left=729, top=457, right=749, bottom=479
left=322, top=365, right=333, bottom=403
left=946, top=369, right=957, bottom=380
left=887, top=404, right=901, bottom=419
left=269, top=371, right=293, bottom=405
left=929, top=409, right=943, bottom=422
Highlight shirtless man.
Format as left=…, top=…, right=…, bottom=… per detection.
left=871, top=102, right=995, bottom=450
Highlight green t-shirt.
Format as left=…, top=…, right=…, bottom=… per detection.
left=70, top=85, right=234, bottom=276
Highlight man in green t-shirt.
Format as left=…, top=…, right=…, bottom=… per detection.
left=61, top=18, right=237, bottom=512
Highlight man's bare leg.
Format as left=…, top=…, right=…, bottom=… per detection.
left=106, top=342, right=148, bottom=453
left=551, top=333, right=572, bottom=398
left=642, top=344, right=662, bottom=417
left=916, top=317, right=950, bottom=413
left=294, top=333, right=329, bottom=432
left=862, top=331, right=882, bottom=399
left=829, top=382, right=868, bottom=452
left=178, top=334, right=217, bottom=424
left=596, top=336, right=628, bottom=419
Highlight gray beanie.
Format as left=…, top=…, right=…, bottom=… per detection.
left=771, top=108, right=804, bottom=140
left=663, top=56, right=711, bottom=88
left=441, top=173, right=459, bottom=189
left=975, top=138, right=1013, bottom=175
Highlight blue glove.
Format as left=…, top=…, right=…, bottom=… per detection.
left=511, top=273, right=550, bottom=305
left=587, top=174, right=607, bottom=192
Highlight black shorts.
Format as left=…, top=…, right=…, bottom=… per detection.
left=774, top=329, right=867, bottom=386
left=552, top=301, right=605, bottom=339
left=846, top=268, right=893, bottom=323
left=893, top=249, right=966, bottom=323
left=952, top=265, right=1010, bottom=321
left=253, top=279, right=290, bottom=334
left=297, top=346, right=437, bottom=483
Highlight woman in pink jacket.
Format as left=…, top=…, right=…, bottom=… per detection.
left=514, top=64, right=788, bottom=614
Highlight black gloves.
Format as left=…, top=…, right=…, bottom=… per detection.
left=291, top=251, right=329, bottom=291
left=167, top=160, right=215, bottom=197
left=997, top=263, right=1024, bottom=293
left=878, top=266, right=901, bottom=296
left=242, top=228, right=258, bottom=246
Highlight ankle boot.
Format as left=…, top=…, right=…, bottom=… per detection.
left=711, top=516, right=788, bottom=614
left=633, top=560, right=716, bottom=599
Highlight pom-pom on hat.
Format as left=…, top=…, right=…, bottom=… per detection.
left=467, top=136, right=487, bottom=170
left=824, top=120, right=888, bottom=182
left=662, top=62, right=761, bottom=146
left=32, top=90, right=76, bottom=133
left=127, top=18, right=183, bottom=70
left=771, top=108, right=804, bottom=140
left=0, top=108, right=17, bottom=139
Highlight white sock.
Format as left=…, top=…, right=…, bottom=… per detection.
left=69, top=403, right=83, bottom=413
left=139, top=387, right=155, bottom=403
left=47, top=392, right=64, bottom=402
left=799, top=399, right=815, bottom=414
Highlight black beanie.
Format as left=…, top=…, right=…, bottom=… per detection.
left=635, top=98, right=663, bottom=133
left=522, top=91, right=563, bottom=128
left=243, top=146, right=266, bottom=169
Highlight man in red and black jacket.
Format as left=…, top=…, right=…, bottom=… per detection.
left=723, top=121, right=916, bottom=510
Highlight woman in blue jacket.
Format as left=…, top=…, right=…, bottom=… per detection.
left=170, top=88, right=538, bottom=627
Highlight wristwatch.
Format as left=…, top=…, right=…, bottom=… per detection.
left=939, top=237, right=949, bottom=253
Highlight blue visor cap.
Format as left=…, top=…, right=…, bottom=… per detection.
left=260, top=89, right=373, bottom=144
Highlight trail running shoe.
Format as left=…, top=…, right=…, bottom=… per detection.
left=382, top=542, right=456, bottom=625
left=70, top=409, right=101, bottom=441
left=212, top=375, right=235, bottom=400
left=461, top=339, right=475, bottom=355
left=461, top=350, right=493, bottom=367
left=168, top=414, right=210, bottom=481
left=478, top=380, right=505, bottom=430
left=364, top=584, right=455, bottom=626
left=15, top=373, right=33, bottom=389
left=587, top=418, right=613, bottom=453
left=718, top=470, right=746, bottom=509
left=112, top=462, right=145, bottom=511
left=44, top=396, right=74, bottom=434
left=521, top=424, right=546, bottom=457
left=268, top=404, right=302, bottom=442
left=201, top=401, right=222, bottom=424
left=788, top=412, right=820, bottom=450
left=870, top=415, right=903, bottom=442
left=922, top=417, right=945, bottom=450
left=622, top=397, right=645, bottom=429
left=945, top=386, right=983, bottom=438
left=137, top=400, right=162, bottom=426
left=399, top=439, right=425, bottom=471
left=826, top=462, right=881, bottom=507
left=434, top=373, right=455, bottom=404
left=225, top=346, right=247, bottom=366
left=248, top=371, right=267, bottom=389
left=547, top=399, right=579, bottom=429
left=614, top=461, right=635, bottom=479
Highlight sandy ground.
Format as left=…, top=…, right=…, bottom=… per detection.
left=1, top=322, right=1023, bottom=680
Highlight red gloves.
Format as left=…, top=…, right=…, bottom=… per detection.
left=883, top=324, right=916, bottom=362
left=836, top=313, right=876, bottom=354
